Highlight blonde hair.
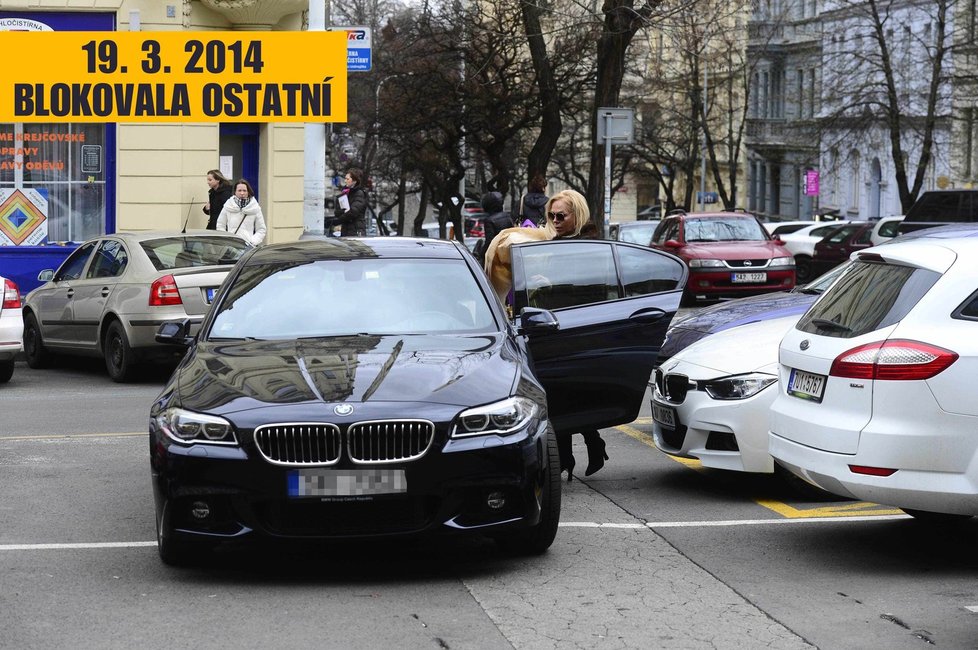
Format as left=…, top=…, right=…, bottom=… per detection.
left=546, top=190, right=590, bottom=237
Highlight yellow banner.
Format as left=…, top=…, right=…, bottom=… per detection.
left=0, top=31, right=348, bottom=123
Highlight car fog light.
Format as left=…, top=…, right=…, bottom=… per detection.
left=191, top=501, right=211, bottom=520
left=487, top=491, right=506, bottom=510
left=698, top=280, right=709, bottom=287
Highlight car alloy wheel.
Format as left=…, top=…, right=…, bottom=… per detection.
left=104, top=320, right=136, bottom=383
left=23, top=312, right=49, bottom=369
left=794, top=255, right=813, bottom=283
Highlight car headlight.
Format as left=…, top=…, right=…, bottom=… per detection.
left=688, top=259, right=725, bottom=268
left=702, top=373, right=777, bottom=400
left=770, top=256, right=795, bottom=267
left=156, top=407, right=237, bottom=445
left=452, top=397, right=538, bottom=438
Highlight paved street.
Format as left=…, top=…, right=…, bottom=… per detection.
left=2, top=359, right=977, bottom=649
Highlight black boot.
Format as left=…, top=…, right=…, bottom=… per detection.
left=556, top=432, right=575, bottom=482
left=582, top=431, right=608, bottom=477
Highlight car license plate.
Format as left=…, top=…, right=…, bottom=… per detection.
left=287, top=468, right=407, bottom=498
left=652, top=401, right=677, bottom=428
left=205, top=287, right=216, bottom=303
left=787, top=368, right=826, bottom=402
left=731, top=272, right=767, bottom=283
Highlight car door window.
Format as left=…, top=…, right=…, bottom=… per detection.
left=810, top=225, right=837, bottom=238
left=854, top=226, right=873, bottom=245
left=87, top=240, right=129, bottom=279
left=617, top=245, right=685, bottom=296
left=652, top=219, right=676, bottom=245
left=518, top=242, right=618, bottom=311
left=54, top=241, right=97, bottom=282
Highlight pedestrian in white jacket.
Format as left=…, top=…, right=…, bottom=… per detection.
left=217, top=179, right=267, bottom=246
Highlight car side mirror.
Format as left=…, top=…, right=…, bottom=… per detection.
left=156, top=319, right=194, bottom=347
left=518, top=307, right=559, bottom=335
left=664, top=239, right=682, bottom=249
left=37, top=269, right=54, bottom=282
left=771, top=234, right=781, bottom=241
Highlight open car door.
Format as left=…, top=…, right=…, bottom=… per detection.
left=510, top=240, right=687, bottom=434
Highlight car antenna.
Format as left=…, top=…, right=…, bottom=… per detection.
left=181, top=196, right=195, bottom=234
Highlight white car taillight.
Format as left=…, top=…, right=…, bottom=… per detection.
left=2, top=278, right=21, bottom=309
left=149, top=274, right=183, bottom=306
left=830, top=339, right=958, bottom=380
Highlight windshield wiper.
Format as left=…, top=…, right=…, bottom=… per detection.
left=811, top=318, right=851, bottom=333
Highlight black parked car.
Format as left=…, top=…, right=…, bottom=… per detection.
left=150, top=237, right=686, bottom=564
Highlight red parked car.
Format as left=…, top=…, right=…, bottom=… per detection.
left=650, top=210, right=796, bottom=303
left=810, top=221, right=873, bottom=277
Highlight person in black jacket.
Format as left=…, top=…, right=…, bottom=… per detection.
left=519, top=174, right=549, bottom=226
left=203, top=169, right=233, bottom=230
left=334, top=168, right=368, bottom=236
left=479, top=191, right=514, bottom=255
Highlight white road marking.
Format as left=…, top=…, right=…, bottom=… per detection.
left=965, top=605, right=978, bottom=613
left=561, top=514, right=910, bottom=529
left=0, top=516, right=914, bottom=552
left=0, top=542, right=156, bottom=551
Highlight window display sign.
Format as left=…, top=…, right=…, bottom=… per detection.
left=0, top=31, right=349, bottom=123
left=81, top=144, right=101, bottom=173
left=0, top=187, right=47, bottom=245
left=805, top=169, right=820, bottom=196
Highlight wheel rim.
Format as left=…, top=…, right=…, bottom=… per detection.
left=108, top=332, right=123, bottom=371
left=25, top=324, right=39, bottom=357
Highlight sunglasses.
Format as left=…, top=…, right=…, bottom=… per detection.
left=547, top=211, right=571, bottom=223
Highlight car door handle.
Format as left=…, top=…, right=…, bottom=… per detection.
left=629, top=307, right=667, bottom=323
left=66, top=289, right=74, bottom=298
left=101, top=287, right=110, bottom=297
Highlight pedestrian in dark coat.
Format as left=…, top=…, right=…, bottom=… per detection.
left=203, top=169, right=233, bottom=230
left=519, top=174, right=549, bottom=226
left=479, top=191, right=514, bottom=257
left=335, top=168, right=369, bottom=237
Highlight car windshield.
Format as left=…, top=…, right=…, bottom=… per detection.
left=141, top=236, right=250, bottom=270
left=619, top=222, right=659, bottom=244
left=209, top=258, right=498, bottom=339
left=684, top=217, right=767, bottom=242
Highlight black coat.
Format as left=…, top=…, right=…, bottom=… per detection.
left=205, top=184, right=233, bottom=230
left=335, top=185, right=369, bottom=236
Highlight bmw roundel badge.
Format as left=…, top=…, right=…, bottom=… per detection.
left=333, top=404, right=354, bottom=416
left=800, top=339, right=810, bottom=351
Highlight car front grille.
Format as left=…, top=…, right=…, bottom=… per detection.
left=254, top=424, right=342, bottom=466
left=348, top=420, right=435, bottom=463
left=664, top=373, right=692, bottom=404
left=726, top=258, right=770, bottom=268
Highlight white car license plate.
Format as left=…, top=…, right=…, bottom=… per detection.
left=787, top=368, right=826, bottom=402
left=652, top=401, right=677, bottom=428
left=205, top=287, right=217, bottom=304
left=731, top=272, right=767, bottom=283
left=287, top=468, right=407, bottom=498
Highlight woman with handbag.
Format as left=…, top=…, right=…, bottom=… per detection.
left=216, top=179, right=267, bottom=246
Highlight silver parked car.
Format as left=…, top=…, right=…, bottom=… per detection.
left=22, top=230, right=250, bottom=382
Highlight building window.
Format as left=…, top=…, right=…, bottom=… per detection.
left=797, top=69, right=805, bottom=119
left=809, top=68, right=816, bottom=118
left=966, top=107, right=976, bottom=178
left=849, top=150, right=861, bottom=211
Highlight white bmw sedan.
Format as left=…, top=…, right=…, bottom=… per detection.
left=770, top=236, right=978, bottom=520
left=0, top=276, right=23, bottom=383
left=652, top=315, right=800, bottom=473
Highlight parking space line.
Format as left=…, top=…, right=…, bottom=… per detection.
left=0, top=432, right=146, bottom=442
left=0, top=541, right=156, bottom=551
left=614, top=421, right=904, bottom=520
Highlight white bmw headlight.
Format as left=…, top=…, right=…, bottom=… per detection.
left=452, top=397, right=538, bottom=438
left=688, top=259, right=725, bottom=268
left=702, top=373, right=777, bottom=400
left=156, top=407, right=237, bottom=445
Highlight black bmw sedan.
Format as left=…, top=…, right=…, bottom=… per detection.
left=150, top=236, right=686, bottom=564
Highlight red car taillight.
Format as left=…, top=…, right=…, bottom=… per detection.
left=2, top=278, right=21, bottom=309
left=149, top=274, right=183, bottom=306
left=830, top=339, right=958, bottom=380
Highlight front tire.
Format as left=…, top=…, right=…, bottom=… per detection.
left=23, top=312, right=50, bottom=369
left=496, top=426, right=562, bottom=556
left=0, top=359, right=13, bottom=383
left=794, top=255, right=814, bottom=284
left=104, top=320, right=136, bottom=383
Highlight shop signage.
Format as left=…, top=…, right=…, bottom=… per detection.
left=0, top=31, right=349, bottom=122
